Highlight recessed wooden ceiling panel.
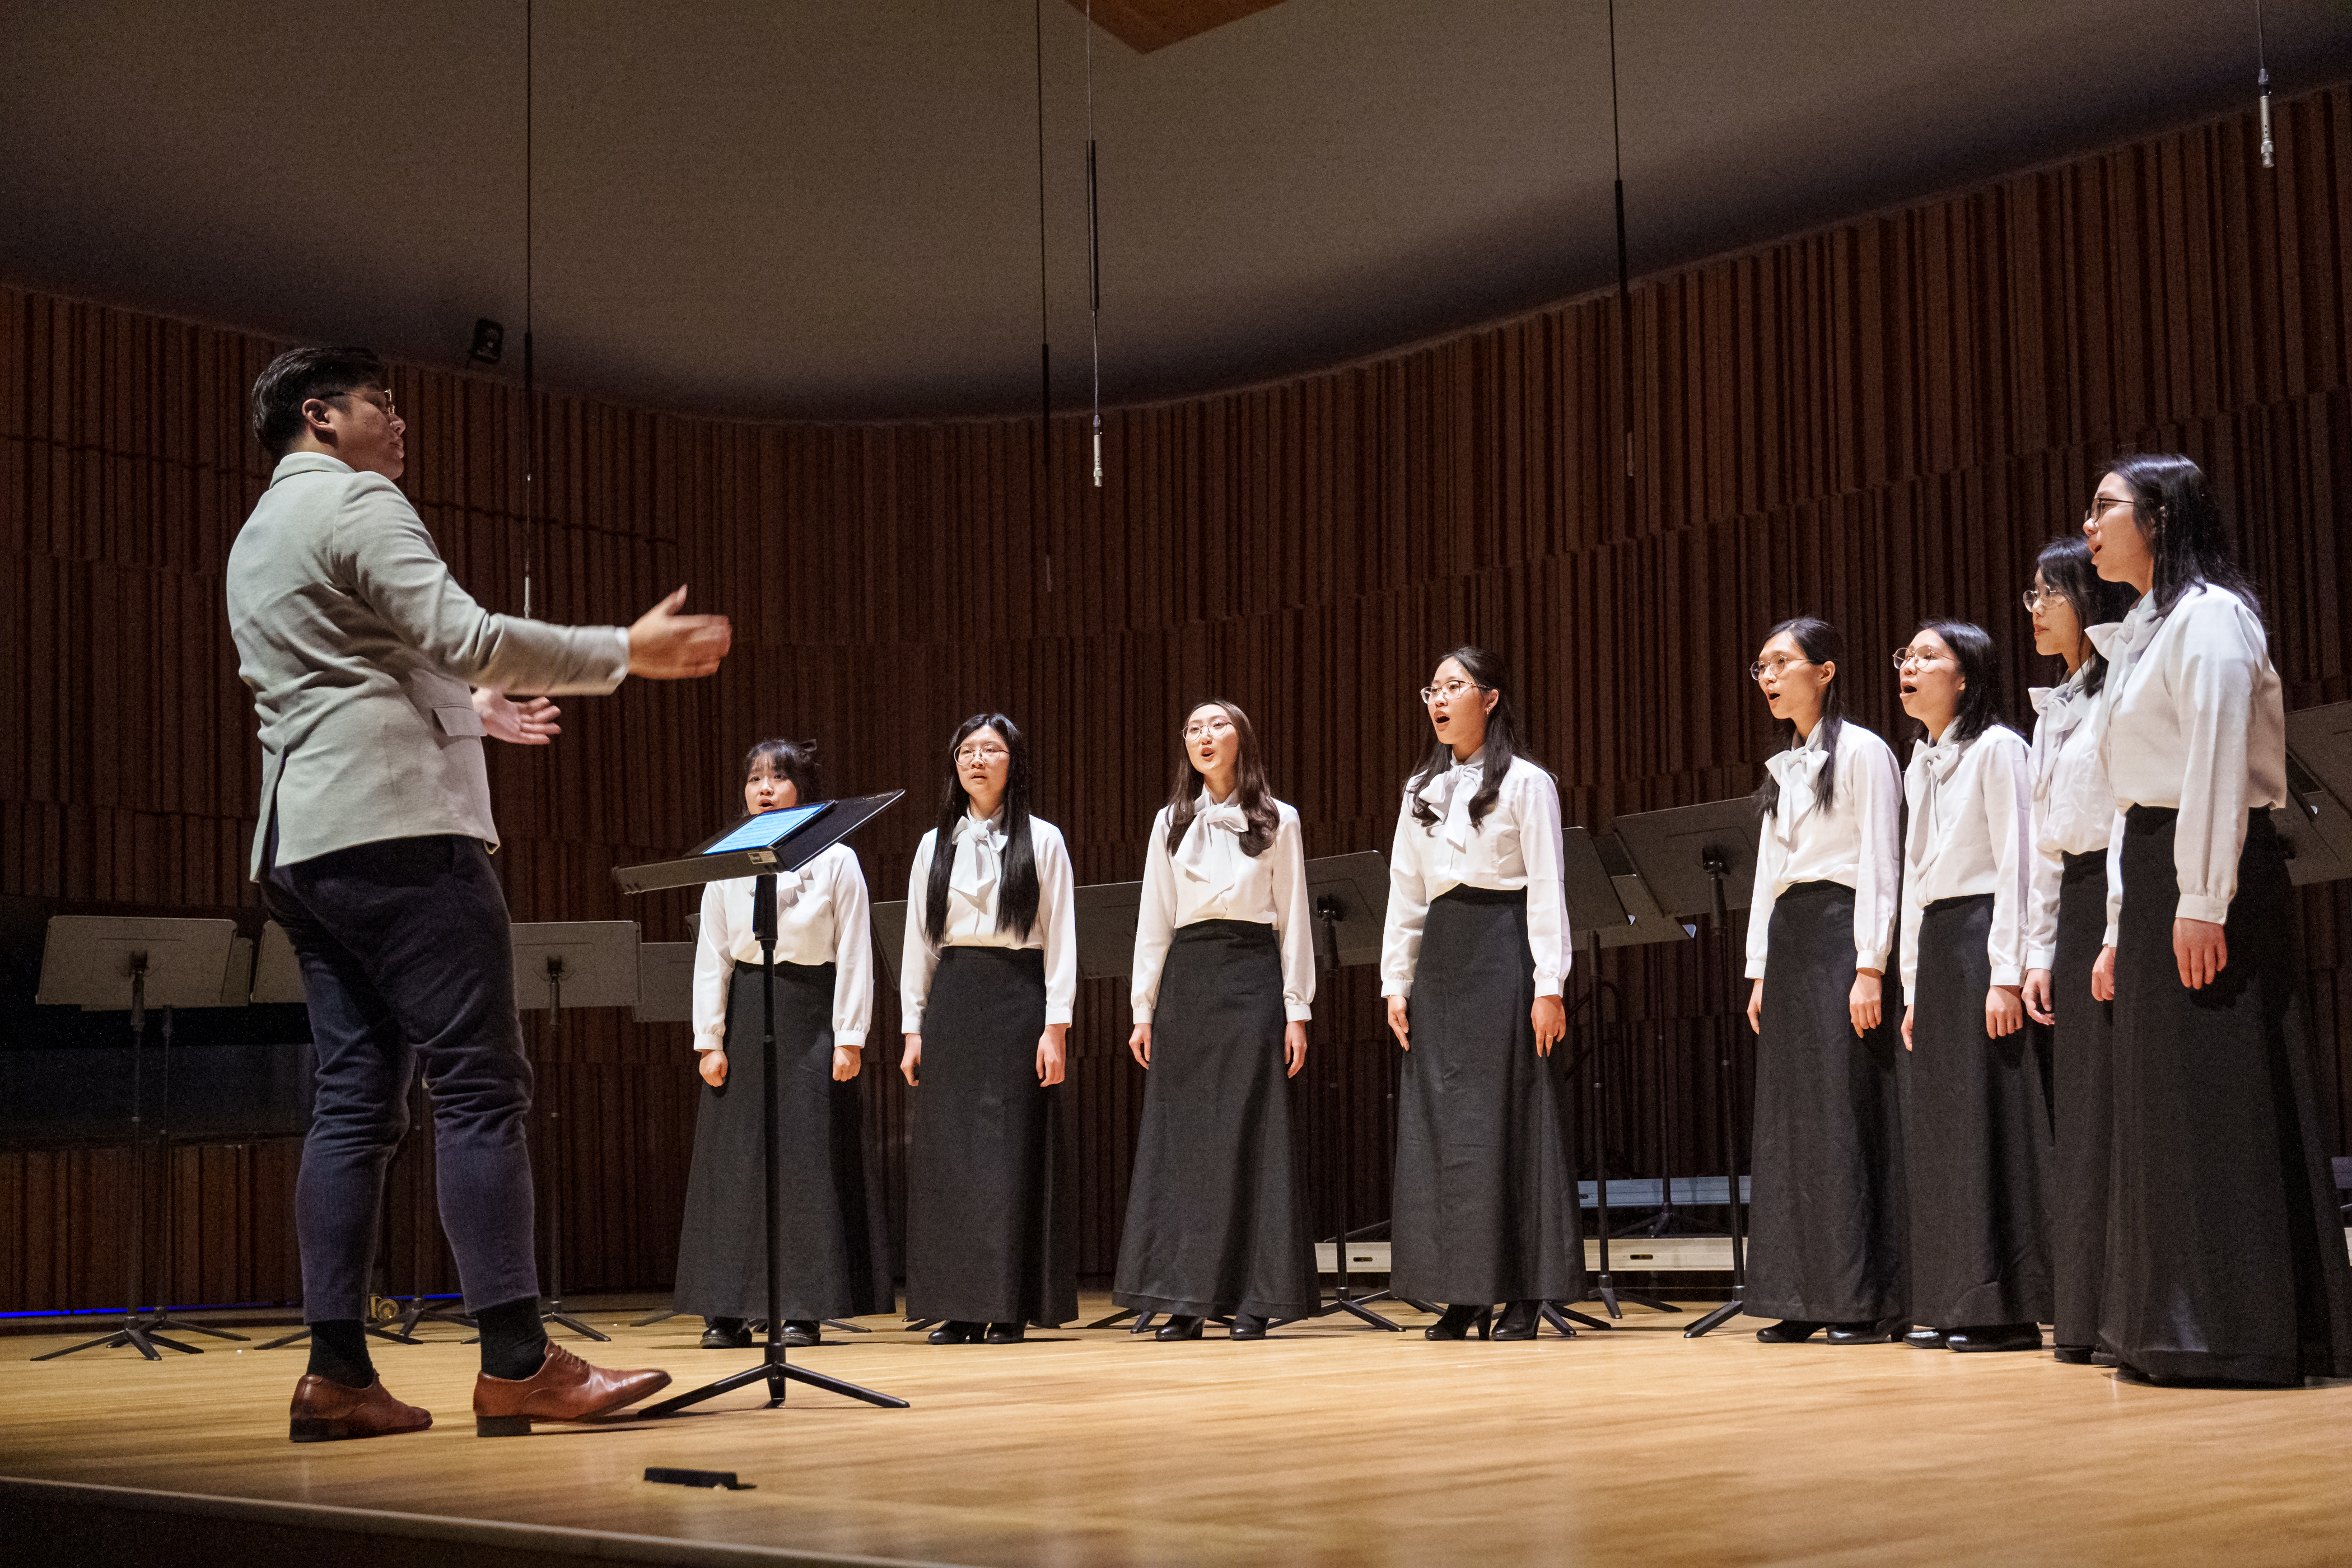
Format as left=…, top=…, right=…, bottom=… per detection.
left=1070, top=0, right=1295, bottom=53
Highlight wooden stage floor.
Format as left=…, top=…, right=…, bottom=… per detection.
left=4, top=1294, right=2349, bottom=1566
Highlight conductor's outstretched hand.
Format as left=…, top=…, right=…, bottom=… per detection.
left=628, top=586, right=731, bottom=678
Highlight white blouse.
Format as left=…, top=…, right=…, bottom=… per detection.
left=1900, top=725, right=2032, bottom=1004
left=899, top=810, right=1079, bottom=1032
left=1131, top=794, right=1317, bottom=1025
left=2023, top=662, right=2120, bottom=968
left=1743, top=720, right=1902, bottom=981
left=2095, top=584, right=2287, bottom=930
left=1379, top=752, right=1572, bottom=1000
left=691, top=843, right=873, bottom=1049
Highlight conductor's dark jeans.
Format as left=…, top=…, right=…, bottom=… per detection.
left=262, top=833, right=539, bottom=1321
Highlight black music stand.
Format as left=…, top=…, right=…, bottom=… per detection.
left=1061, top=879, right=1170, bottom=1333
left=31, top=916, right=241, bottom=1362
left=620, top=793, right=908, bottom=1416
left=1561, top=828, right=1682, bottom=1320
left=1613, top=800, right=1762, bottom=1340
left=2278, top=702, right=2352, bottom=884
left=1296, top=852, right=1408, bottom=1332
left=510, top=920, right=641, bottom=1343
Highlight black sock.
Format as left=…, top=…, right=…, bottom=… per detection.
left=475, top=1295, right=550, bottom=1380
left=305, top=1319, right=374, bottom=1389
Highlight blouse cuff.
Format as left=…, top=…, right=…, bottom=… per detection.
left=2102, top=922, right=2119, bottom=949
left=1855, top=942, right=1891, bottom=973
left=2174, top=892, right=2232, bottom=926
left=834, top=1030, right=866, bottom=1049
left=1046, top=1005, right=1073, bottom=1027
left=1284, top=1002, right=1312, bottom=1023
left=2023, top=944, right=2057, bottom=971
left=1990, top=963, right=2023, bottom=988
left=1132, top=1005, right=1154, bottom=1025
left=1903, top=984, right=1919, bottom=1005
left=902, top=1006, right=925, bottom=1033
left=694, top=1028, right=726, bottom=1049
left=1533, top=979, right=1564, bottom=1000
left=1743, top=960, right=1766, bottom=981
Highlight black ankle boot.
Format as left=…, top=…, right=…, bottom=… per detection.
left=1155, top=1314, right=1204, bottom=1341
left=1229, top=1312, right=1269, bottom=1340
left=1491, top=1301, right=1541, bottom=1340
left=1425, top=1303, right=1493, bottom=1341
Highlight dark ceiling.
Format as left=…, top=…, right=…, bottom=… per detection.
left=6, top=1, right=2351, bottom=421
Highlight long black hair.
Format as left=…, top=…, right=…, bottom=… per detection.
left=738, top=737, right=823, bottom=811
left=1407, top=646, right=1529, bottom=832
left=1912, top=619, right=2001, bottom=746
left=2032, top=535, right=2137, bottom=697
left=2104, top=452, right=2259, bottom=618
left=1163, top=699, right=1280, bottom=857
left=923, top=713, right=1040, bottom=943
left=1752, top=616, right=1847, bottom=820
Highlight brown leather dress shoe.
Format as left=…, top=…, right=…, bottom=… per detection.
left=472, top=1343, right=673, bottom=1436
left=289, top=1374, right=433, bottom=1443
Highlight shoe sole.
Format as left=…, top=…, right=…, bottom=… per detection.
left=290, top=1417, right=430, bottom=1443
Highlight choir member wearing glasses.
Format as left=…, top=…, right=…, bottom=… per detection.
left=1894, top=621, right=2050, bottom=1354
left=2084, top=454, right=2352, bottom=1387
left=899, top=713, right=1080, bottom=1345
left=1112, top=701, right=1320, bottom=1342
left=673, top=740, right=894, bottom=1350
left=1380, top=648, right=1582, bottom=1342
left=1739, top=618, right=1909, bottom=1346
left=2015, top=538, right=2136, bottom=1366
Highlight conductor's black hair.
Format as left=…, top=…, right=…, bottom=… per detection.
left=250, top=346, right=389, bottom=459
left=923, top=714, right=1041, bottom=943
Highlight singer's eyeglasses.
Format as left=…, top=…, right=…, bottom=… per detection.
left=1749, top=656, right=1812, bottom=684
left=955, top=743, right=1010, bottom=765
left=1183, top=715, right=1236, bottom=741
left=2083, top=494, right=2134, bottom=528
left=2022, top=586, right=2060, bottom=614
left=1891, top=646, right=1950, bottom=671
left=1420, top=679, right=1488, bottom=705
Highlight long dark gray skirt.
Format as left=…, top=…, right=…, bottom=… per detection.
left=1112, top=921, right=1319, bottom=1321
left=1390, top=885, right=1584, bottom=1306
left=2049, top=850, right=2116, bottom=1351
left=1901, top=892, right=2054, bottom=1329
left=904, top=946, right=1079, bottom=1328
left=2104, top=808, right=2352, bottom=1384
left=673, top=961, right=893, bottom=1323
left=1747, top=880, right=1908, bottom=1324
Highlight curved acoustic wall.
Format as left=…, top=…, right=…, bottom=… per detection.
left=4, top=85, right=2348, bottom=1310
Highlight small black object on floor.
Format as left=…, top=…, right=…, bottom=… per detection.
left=645, top=1468, right=754, bottom=1491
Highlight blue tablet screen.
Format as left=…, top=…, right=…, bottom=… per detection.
left=701, top=804, right=825, bottom=856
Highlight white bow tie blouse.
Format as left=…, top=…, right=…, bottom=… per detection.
left=1743, top=720, right=1902, bottom=981
left=690, top=843, right=875, bottom=1049
left=1379, top=752, right=1572, bottom=1000
left=1899, top=725, right=2033, bottom=1005
left=898, top=809, right=1079, bottom=1032
left=1129, top=791, right=1317, bottom=1025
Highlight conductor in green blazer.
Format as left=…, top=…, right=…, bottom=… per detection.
left=226, top=346, right=730, bottom=1442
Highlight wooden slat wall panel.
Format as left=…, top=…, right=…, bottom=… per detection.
left=5, top=87, right=2350, bottom=1312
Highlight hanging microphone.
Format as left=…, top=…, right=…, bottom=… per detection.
left=2260, top=67, right=2274, bottom=169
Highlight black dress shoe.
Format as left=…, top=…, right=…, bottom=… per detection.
left=1904, top=1326, right=1948, bottom=1350
left=701, top=1318, right=750, bottom=1350
left=1425, top=1303, right=1494, bottom=1341
left=1229, top=1313, right=1268, bottom=1340
left=1155, top=1314, right=1204, bottom=1341
left=2052, top=1343, right=2096, bottom=1365
left=927, top=1320, right=982, bottom=1344
left=781, top=1320, right=821, bottom=1347
left=983, top=1322, right=1026, bottom=1344
left=1491, top=1301, right=1541, bottom=1341
left=1823, top=1320, right=1897, bottom=1346
left=1754, top=1319, right=1826, bottom=1344
left=1947, top=1323, right=2043, bottom=1353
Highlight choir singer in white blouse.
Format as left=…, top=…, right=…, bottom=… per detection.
left=2015, top=536, right=2135, bottom=1366
left=1894, top=620, right=2050, bottom=1355
left=671, top=740, right=893, bottom=1350
left=2084, top=453, right=2352, bottom=1387
left=1380, top=648, right=1582, bottom=1342
left=898, top=713, right=1080, bottom=1345
left=1738, top=617, right=1908, bottom=1347
left=1110, top=701, right=1320, bottom=1342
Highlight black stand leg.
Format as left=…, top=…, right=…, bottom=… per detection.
left=534, top=968, right=610, bottom=1343
left=645, top=894, right=905, bottom=1417
left=1303, top=900, right=1404, bottom=1332
left=1085, top=1307, right=1139, bottom=1329
left=1686, top=859, right=1749, bottom=1339
left=1576, top=934, right=1674, bottom=1319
